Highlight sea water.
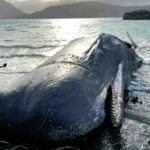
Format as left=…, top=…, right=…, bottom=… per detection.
left=0, top=18, right=150, bottom=150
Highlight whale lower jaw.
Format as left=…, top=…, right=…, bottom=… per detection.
left=110, top=62, right=124, bottom=127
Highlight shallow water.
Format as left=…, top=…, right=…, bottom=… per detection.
left=0, top=18, right=150, bottom=150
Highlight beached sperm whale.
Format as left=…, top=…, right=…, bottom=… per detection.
left=0, top=33, right=142, bottom=143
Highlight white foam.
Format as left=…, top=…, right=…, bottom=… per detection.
left=128, top=72, right=150, bottom=92
left=142, top=57, right=150, bottom=65
left=128, top=84, right=150, bottom=93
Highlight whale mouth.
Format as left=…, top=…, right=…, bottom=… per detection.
left=110, top=63, right=124, bottom=127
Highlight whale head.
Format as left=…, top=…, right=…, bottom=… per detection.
left=85, top=33, right=142, bottom=127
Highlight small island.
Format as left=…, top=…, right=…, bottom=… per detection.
left=123, top=10, right=150, bottom=20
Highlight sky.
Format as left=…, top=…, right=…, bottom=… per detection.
left=6, top=0, right=150, bottom=13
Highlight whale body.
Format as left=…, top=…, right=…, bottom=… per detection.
left=0, top=33, right=142, bottom=143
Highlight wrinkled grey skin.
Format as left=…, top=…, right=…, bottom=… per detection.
left=0, top=33, right=142, bottom=142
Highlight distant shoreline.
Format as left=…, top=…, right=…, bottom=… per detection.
left=0, top=17, right=122, bottom=20
left=123, top=10, right=150, bottom=20
left=1, top=1, right=150, bottom=20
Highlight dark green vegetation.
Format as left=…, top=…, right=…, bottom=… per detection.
left=123, top=10, right=150, bottom=20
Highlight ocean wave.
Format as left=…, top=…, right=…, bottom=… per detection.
left=5, top=29, right=16, bottom=31
left=137, top=54, right=150, bottom=65
left=0, top=54, right=47, bottom=59
left=128, top=72, right=150, bottom=93
left=0, top=71, right=28, bottom=74
left=142, top=58, right=150, bottom=65
left=128, top=83, right=150, bottom=93
left=4, top=40, right=14, bottom=42
left=3, top=27, right=16, bottom=31
left=0, top=44, right=57, bottom=50
left=19, top=30, right=29, bottom=33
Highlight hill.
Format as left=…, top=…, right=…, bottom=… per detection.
left=0, top=0, right=25, bottom=19
left=21, top=1, right=150, bottom=18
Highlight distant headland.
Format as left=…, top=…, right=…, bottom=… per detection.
left=123, top=10, right=150, bottom=20
left=1, top=0, right=150, bottom=19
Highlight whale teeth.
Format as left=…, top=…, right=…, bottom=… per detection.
left=112, top=106, right=115, bottom=109
left=112, top=113, right=116, bottom=117
left=112, top=123, right=117, bottom=127
left=112, top=100, right=115, bottom=104
left=110, top=84, right=118, bottom=127
left=112, top=96, right=115, bottom=99
left=112, top=102, right=115, bottom=105
left=110, top=63, right=124, bottom=128
left=112, top=110, right=115, bottom=114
